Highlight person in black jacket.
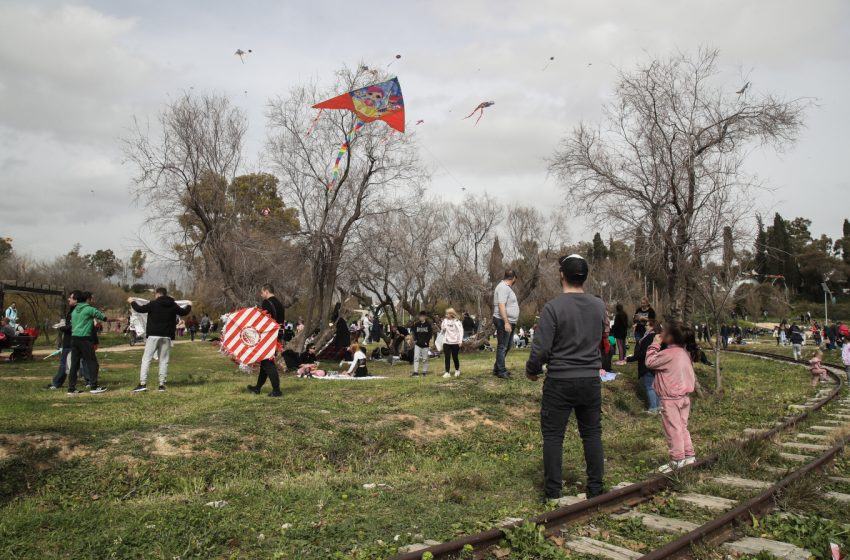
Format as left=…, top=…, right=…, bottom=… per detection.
left=611, top=303, right=629, bottom=364
left=129, top=287, right=191, bottom=392
left=626, top=318, right=660, bottom=414
left=247, top=283, right=285, bottom=397
left=411, top=311, right=432, bottom=377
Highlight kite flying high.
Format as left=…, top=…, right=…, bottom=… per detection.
left=463, top=101, right=495, bottom=125
left=312, top=77, right=406, bottom=187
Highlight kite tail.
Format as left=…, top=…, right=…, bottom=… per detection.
left=305, top=109, right=324, bottom=136
left=462, top=108, right=479, bottom=120
left=328, top=119, right=365, bottom=189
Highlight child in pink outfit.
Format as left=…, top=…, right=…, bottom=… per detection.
left=808, top=350, right=828, bottom=386
left=645, top=323, right=698, bottom=472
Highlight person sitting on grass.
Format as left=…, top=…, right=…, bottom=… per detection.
left=645, top=322, right=698, bottom=473
left=809, top=349, right=829, bottom=387
left=340, top=343, right=369, bottom=377
left=297, top=344, right=326, bottom=377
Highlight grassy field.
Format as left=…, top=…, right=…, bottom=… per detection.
left=0, top=342, right=822, bottom=559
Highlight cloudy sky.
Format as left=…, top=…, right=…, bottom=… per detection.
left=1, top=0, right=848, bottom=264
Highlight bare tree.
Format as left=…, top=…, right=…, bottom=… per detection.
left=550, top=48, right=806, bottom=323
left=123, top=92, right=250, bottom=306
left=265, top=66, right=427, bottom=335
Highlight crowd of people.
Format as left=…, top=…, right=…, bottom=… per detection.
left=26, top=262, right=846, bottom=500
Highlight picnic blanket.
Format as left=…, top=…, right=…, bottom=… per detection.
left=312, top=374, right=387, bottom=381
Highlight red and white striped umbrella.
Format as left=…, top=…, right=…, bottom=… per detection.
left=221, top=307, right=281, bottom=365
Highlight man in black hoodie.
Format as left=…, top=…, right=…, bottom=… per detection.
left=129, top=288, right=191, bottom=392
left=247, top=283, right=285, bottom=397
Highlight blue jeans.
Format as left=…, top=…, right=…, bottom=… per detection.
left=52, top=347, right=91, bottom=387
left=642, top=372, right=659, bottom=411
left=493, top=317, right=515, bottom=375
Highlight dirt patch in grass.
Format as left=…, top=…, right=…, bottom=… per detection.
left=387, top=408, right=510, bottom=442
left=0, top=376, right=46, bottom=381
left=0, top=433, right=90, bottom=462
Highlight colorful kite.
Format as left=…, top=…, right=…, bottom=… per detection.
left=463, top=101, right=495, bottom=125
left=312, top=77, right=405, bottom=187
left=221, top=307, right=281, bottom=365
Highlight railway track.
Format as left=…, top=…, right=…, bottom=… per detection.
left=391, top=350, right=850, bottom=560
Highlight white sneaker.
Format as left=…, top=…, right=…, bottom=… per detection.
left=442, top=372, right=451, bottom=378
left=682, top=456, right=697, bottom=466
left=657, top=460, right=685, bottom=474
left=454, top=370, right=460, bottom=377
left=90, top=387, right=107, bottom=394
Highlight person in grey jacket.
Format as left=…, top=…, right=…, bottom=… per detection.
left=526, top=254, right=608, bottom=501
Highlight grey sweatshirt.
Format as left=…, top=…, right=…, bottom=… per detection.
left=526, top=292, right=608, bottom=379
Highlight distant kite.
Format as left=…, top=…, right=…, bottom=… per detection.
left=463, top=101, right=495, bottom=125
left=542, top=56, right=555, bottom=71
left=736, top=82, right=750, bottom=95
left=415, top=119, right=424, bottom=125
left=234, top=49, right=253, bottom=63
left=387, top=54, right=401, bottom=67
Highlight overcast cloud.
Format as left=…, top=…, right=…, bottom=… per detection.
left=1, top=0, right=848, bottom=263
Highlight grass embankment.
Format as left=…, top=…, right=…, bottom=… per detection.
left=0, top=342, right=818, bottom=559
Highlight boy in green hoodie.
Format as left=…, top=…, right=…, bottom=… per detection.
left=68, top=292, right=108, bottom=394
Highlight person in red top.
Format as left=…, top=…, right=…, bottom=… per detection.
left=645, top=323, right=698, bottom=473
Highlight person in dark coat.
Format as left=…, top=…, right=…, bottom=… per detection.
left=611, top=303, right=629, bottom=363
left=246, top=283, right=285, bottom=397
left=49, top=290, right=89, bottom=389
left=129, top=288, right=191, bottom=392
left=627, top=318, right=660, bottom=413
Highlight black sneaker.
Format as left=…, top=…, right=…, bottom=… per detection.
left=495, top=372, right=512, bottom=379
left=90, top=387, right=107, bottom=394
left=131, top=384, right=147, bottom=393
left=67, top=389, right=81, bottom=395
left=158, top=385, right=166, bottom=392
left=246, top=385, right=260, bottom=395
left=268, top=390, right=282, bottom=398
left=410, top=372, right=419, bottom=377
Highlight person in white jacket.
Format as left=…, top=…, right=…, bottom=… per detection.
left=441, top=308, right=464, bottom=378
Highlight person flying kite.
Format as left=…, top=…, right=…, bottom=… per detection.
left=311, top=77, right=405, bottom=188
left=463, top=101, right=495, bottom=125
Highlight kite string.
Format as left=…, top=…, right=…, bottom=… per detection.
left=328, top=119, right=365, bottom=189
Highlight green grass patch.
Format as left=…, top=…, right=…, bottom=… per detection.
left=0, top=342, right=818, bottom=558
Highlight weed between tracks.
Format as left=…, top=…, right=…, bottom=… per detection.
left=0, top=344, right=819, bottom=558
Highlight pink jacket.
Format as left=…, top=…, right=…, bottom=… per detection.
left=645, top=343, right=696, bottom=399
left=810, top=357, right=827, bottom=375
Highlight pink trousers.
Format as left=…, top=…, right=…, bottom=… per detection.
left=660, top=396, right=694, bottom=461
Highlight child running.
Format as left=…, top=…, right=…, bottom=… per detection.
left=645, top=322, right=698, bottom=473
left=808, top=349, right=828, bottom=386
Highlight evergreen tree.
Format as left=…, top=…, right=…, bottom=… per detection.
left=591, top=232, right=608, bottom=262
left=842, top=219, right=850, bottom=265
left=754, top=216, right=767, bottom=276
left=487, top=236, right=504, bottom=285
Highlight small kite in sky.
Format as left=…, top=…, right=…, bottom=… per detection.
left=542, top=56, right=555, bottom=71
left=463, top=101, right=495, bottom=125
left=234, top=49, right=252, bottom=63
left=415, top=119, right=424, bottom=125
left=736, top=81, right=750, bottom=95
left=387, top=54, right=402, bottom=67
left=312, top=77, right=406, bottom=187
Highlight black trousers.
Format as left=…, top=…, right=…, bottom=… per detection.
left=69, top=337, right=99, bottom=390
left=443, top=343, right=460, bottom=371
left=541, top=376, right=604, bottom=499
left=255, top=357, right=280, bottom=392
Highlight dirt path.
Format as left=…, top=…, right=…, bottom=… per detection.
left=31, top=339, right=199, bottom=357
